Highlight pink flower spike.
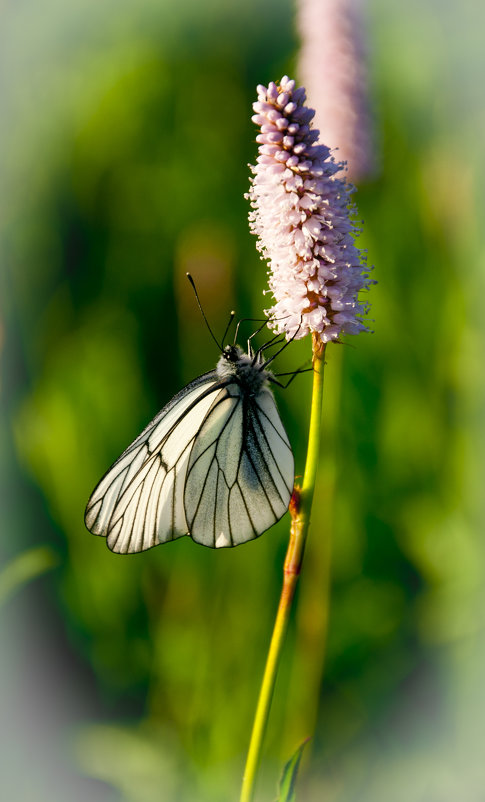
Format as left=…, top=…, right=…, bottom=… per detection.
left=297, top=0, right=377, bottom=183
left=247, top=77, right=374, bottom=342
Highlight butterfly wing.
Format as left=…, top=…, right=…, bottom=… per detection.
left=85, top=372, right=223, bottom=553
left=184, top=383, right=294, bottom=547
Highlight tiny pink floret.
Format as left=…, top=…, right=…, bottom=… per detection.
left=248, top=76, right=373, bottom=342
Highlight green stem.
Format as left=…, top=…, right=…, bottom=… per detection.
left=284, top=345, right=341, bottom=747
left=239, top=334, right=326, bottom=802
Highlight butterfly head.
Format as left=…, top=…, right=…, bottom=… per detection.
left=221, top=344, right=241, bottom=364
left=216, top=345, right=271, bottom=395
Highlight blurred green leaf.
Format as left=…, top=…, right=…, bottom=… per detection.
left=276, top=739, right=309, bottom=802
left=0, top=546, right=59, bottom=607
left=75, top=723, right=181, bottom=802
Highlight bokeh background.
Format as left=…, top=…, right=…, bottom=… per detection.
left=1, top=1, right=484, bottom=800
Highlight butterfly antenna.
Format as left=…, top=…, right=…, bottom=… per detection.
left=186, top=273, right=222, bottom=351
left=221, top=310, right=236, bottom=348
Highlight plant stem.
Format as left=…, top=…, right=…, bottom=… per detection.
left=239, top=334, right=326, bottom=802
left=283, top=345, right=342, bottom=749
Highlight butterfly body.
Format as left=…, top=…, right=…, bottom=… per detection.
left=85, top=346, right=294, bottom=553
left=216, top=344, right=268, bottom=394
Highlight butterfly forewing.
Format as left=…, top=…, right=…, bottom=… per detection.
left=85, top=373, right=220, bottom=552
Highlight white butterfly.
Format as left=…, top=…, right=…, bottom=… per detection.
left=85, top=342, right=295, bottom=552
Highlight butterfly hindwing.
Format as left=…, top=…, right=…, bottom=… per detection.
left=184, top=383, right=294, bottom=547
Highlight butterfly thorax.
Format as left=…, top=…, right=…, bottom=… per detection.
left=216, top=345, right=271, bottom=396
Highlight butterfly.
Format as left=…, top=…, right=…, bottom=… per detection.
left=84, top=334, right=295, bottom=553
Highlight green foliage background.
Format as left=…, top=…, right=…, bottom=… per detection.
left=1, top=1, right=484, bottom=800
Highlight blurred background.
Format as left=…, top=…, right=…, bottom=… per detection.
left=1, top=0, right=484, bottom=800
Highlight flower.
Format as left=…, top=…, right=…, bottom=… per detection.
left=248, top=76, right=373, bottom=342
left=297, top=0, right=377, bottom=183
